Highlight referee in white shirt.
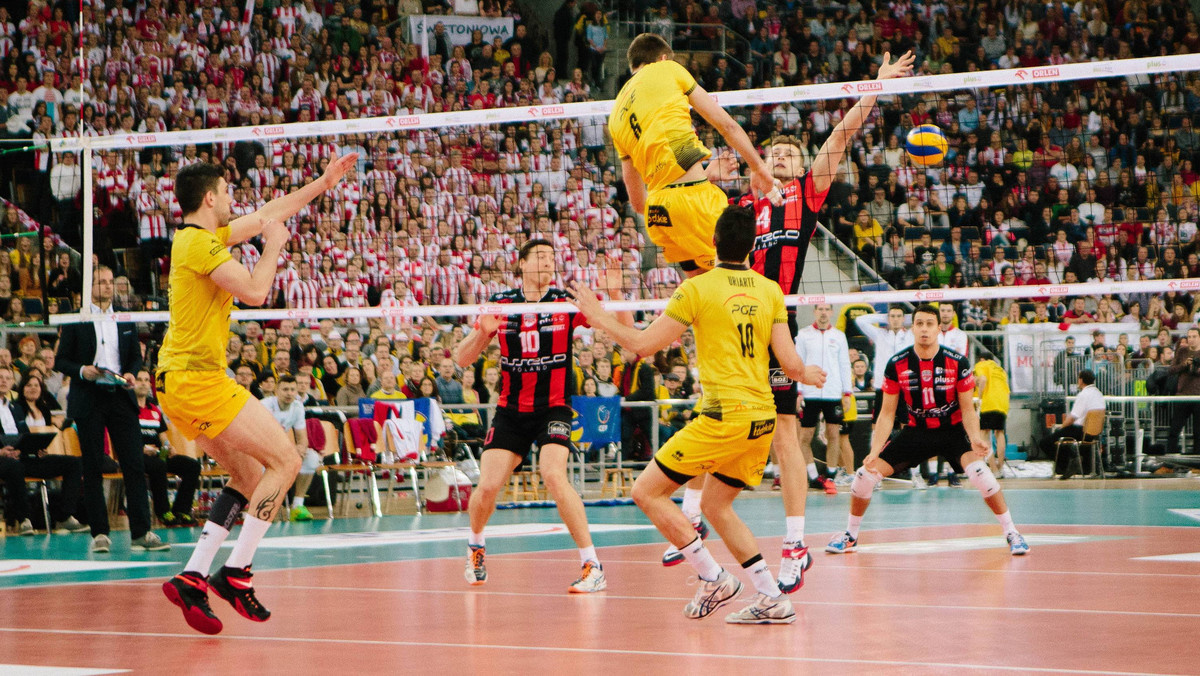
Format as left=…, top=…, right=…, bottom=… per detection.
left=1041, top=370, right=1106, bottom=478
left=855, top=305, right=913, bottom=421
left=796, top=304, right=853, bottom=490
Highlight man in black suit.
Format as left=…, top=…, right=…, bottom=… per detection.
left=56, top=265, right=168, bottom=553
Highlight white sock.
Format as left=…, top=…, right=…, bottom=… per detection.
left=785, top=516, right=806, bottom=544
left=744, top=556, right=780, bottom=598
left=996, top=510, right=1017, bottom=535
left=579, top=546, right=598, bottom=565
left=224, top=516, right=271, bottom=569
left=681, top=487, right=702, bottom=521
left=847, top=514, right=864, bottom=539
left=292, top=496, right=305, bottom=508
left=806, top=463, right=819, bottom=480
left=184, top=522, right=231, bottom=576
left=681, top=536, right=722, bottom=582
left=468, top=530, right=485, bottom=547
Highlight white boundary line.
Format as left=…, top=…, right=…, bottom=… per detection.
left=0, top=627, right=1181, bottom=675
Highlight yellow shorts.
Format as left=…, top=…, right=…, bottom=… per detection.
left=156, top=370, right=252, bottom=440
left=645, top=180, right=727, bottom=270
left=655, top=414, right=776, bottom=487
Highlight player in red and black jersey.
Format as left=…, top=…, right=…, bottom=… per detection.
left=453, top=239, right=626, bottom=594
left=673, top=50, right=918, bottom=592
left=825, top=305, right=1030, bottom=556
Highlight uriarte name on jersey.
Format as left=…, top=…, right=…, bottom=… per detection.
left=500, top=353, right=569, bottom=370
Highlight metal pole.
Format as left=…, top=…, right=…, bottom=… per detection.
left=81, top=145, right=92, bottom=315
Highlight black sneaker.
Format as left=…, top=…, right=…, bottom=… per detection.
left=210, top=565, right=272, bottom=622
left=946, top=472, right=961, bottom=487
left=162, top=572, right=223, bottom=635
left=176, top=513, right=198, bottom=527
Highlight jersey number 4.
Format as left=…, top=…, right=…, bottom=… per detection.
left=737, top=323, right=755, bottom=358
left=629, top=113, right=642, bottom=140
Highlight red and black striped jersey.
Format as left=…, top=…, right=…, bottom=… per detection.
left=738, top=172, right=829, bottom=300
left=882, top=346, right=975, bottom=428
left=489, top=288, right=588, bottom=413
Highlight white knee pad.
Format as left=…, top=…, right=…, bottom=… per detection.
left=300, top=448, right=322, bottom=475
left=850, top=467, right=880, bottom=499
left=965, top=461, right=1000, bottom=498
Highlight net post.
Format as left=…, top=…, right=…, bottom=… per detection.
left=81, top=144, right=92, bottom=317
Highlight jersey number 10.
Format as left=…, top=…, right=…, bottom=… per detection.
left=520, top=329, right=540, bottom=353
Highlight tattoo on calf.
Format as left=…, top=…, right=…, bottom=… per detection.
left=254, top=487, right=281, bottom=520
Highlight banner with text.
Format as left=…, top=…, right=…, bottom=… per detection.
left=408, top=14, right=513, bottom=58
left=1005, top=323, right=1142, bottom=393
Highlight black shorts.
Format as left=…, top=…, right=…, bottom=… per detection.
left=878, top=425, right=973, bottom=475
left=980, top=411, right=1007, bottom=431
left=768, top=348, right=798, bottom=416
left=800, top=399, right=843, bottom=427
left=483, top=406, right=573, bottom=459
left=767, top=314, right=800, bottom=416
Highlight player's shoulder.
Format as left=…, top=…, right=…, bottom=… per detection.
left=544, top=287, right=573, bottom=303
left=888, top=345, right=916, bottom=364
left=488, top=288, right=521, bottom=304
left=939, top=345, right=968, bottom=362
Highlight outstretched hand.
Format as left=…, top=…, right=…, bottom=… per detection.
left=322, top=152, right=359, bottom=189
left=750, top=164, right=783, bottom=206
left=878, top=50, right=916, bottom=81
left=567, top=280, right=604, bottom=320
left=705, top=150, right=740, bottom=182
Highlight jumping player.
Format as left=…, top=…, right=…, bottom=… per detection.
left=454, top=239, right=624, bottom=593
left=161, top=154, right=358, bottom=634
left=825, top=304, right=1031, bottom=556
left=659, top=51, right=916, bottom=591
left=571, top=206, right=826, bottom=623
left=609, top=32, right=780, bottom=276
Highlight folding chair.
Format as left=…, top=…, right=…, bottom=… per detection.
left=1056, top=409, right=1106, bottom=479
left=322, top=420, right=383, bottom=517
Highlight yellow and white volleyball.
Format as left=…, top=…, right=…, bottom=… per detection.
left=905, top=124, right=948, bottom=166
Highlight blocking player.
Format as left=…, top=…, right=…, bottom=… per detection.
left=825, top=304, right=1030, bottom=556
left=454, top=239, right=625, bottom=593
left=609, top=32, right=780, bottom=276
left=571, top=206, right=826, bottom=623
left=161, top=154, right=358, bottom=635
left=974, top=352, right=1011, bottom=478
left=659, top=50, right=916, bottom=591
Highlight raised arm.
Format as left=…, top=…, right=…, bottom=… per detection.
left=810, top=51, right=915, bottom=194
left=210, top=219, right=288, bottom=306
left=453, top=314, right=500, bottom=369
left=227, top=152, right=358, bottom=245
left=688, top=85, right=780, bottom=202
left=569, top=281, right=685, bottom=357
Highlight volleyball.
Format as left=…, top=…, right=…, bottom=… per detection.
left=905, top=124, right=949, bottom=166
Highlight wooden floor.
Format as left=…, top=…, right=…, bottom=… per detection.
left=2, top=482, right=1200, bottom=675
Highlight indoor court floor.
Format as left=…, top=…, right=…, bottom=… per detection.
left=2, top=483, right=1199, bottom=675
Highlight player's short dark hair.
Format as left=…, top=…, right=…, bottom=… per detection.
left=175, top=162, right=225, bottom=215
left=888, top=304, right=905, bottom=313
left=1079, top=369, right=1095, bottom=385
left=913, top=303, right=939, bottom=320
left=277, top=374, right=297, bottom=385
left=518, top=238, right=553, bottom=261
left=713, top=205, right=756, bottom=263
left=627, top=33, right=672, bottom=70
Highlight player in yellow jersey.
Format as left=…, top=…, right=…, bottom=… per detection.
left=974, top=352, right=1011, bottom=477
left=571, top=205, right=825, bottom=624
left=609, top=33, right=780, bottom=276
left=161, top=154, right=357, bottom=635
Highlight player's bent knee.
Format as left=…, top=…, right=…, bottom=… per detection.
left=965, top=461, right=1000, bottom=498
left=850, top=467, right=879, bottom=500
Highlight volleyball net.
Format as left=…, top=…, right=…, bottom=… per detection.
left=12, top=51, right=1200, bottom=337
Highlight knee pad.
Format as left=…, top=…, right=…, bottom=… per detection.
left=300, top=449, right=322, bottom=475
left=850, top=467, right=880, bottom=499
left=966, top=461, right=1000, bottom=498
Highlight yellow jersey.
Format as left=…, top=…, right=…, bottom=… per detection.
left=608, top=59, right=711, bottom=192
left=974, top=359, right=1010, bottom=414
left=157, top=225, right=234, bottom=372
left=664, top=264, right=786, bottom=420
